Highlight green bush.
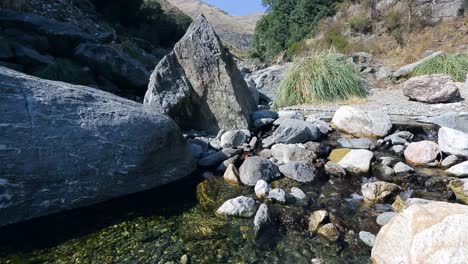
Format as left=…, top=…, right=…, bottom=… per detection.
left=348, top=16, right=372, bottom=34
left=274, top=52, right=365, bottom=107
left=412, top=53, right=468, bottom=82
left=321, top=25, right=349, bottom=53
left=35, top=59, right=93, bottom=85
left=383, top=11, right=401, bottom=32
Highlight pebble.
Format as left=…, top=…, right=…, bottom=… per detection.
left=254, top=180, right=270, bottom=199
left=359, top=231, right=376, bottom=247
left=290, top=187, right=306, bottom=200
left=268, top=188, right=286, bottom=203
left=376, top=212, right=398, bottom=226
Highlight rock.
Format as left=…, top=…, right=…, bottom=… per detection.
left=393, top=51, right=444, bottom=78
left=202, top=171, right=214, bottom=178
left=375, top=66, right=393, bottom=80
left=359, top=231, right=376, bottom=247
left=261, top=135, right=275, bottom=148
left=268, top=188, right=286, bottom=203
left=220, top=130, right=249, bottom=148
left=198, top=148, right=242, bottom=168
left=337, top=137, right=375, bottom=149
left=391, top=145, right=405, bottom=155
left=431, top=0, right=466, bottom=20
left=372, top=164, right=395, bottom=181
left=376, top=212, right=398, bottom=226
left=223, top=164, right=241, bottom=186
left=278, top=110, right=305, bottom=120
left=393, top=162, right=414, bottom=174
left=0, top=66, right=195, bottom=226
left=438, top=127, right=468, bottom=158
left=309, top=119, right=332, bottom=135
left=441, top=155, right=460, bottom=168
left=308, top=210, right=329, bottom=232
left=216, top=196, right=257, bottom=218
left=254, top=180, right=271, bottom=199
left=361, top=181, right=401, bottom=203
left=446, top=161, right=468, bottom=177
left=303, top=141, right=331, bottom=157
left=384, top=134, right=409, bottom=145
left=273, top=119, right=321, bottom=144
left=402, top=74, right=460, bottom=103
left=317, top=223, right=341, bottom=242
left=449, top=179, right=468, bottom=204
left=392, top=196, right=433, bottom=213
left=245, top=64, right=290, bottom=102
left=331, top=106, right=392, bottom=138
left=258, top=149, right=272, bottom=159
left=216, top=155, right=240, bottom=173
left=251, top=110, right=278, bottom=121
left=371, top=201, right=468, bottom=264
left=419, top=112, right=468, bottom=134
left=290, top=187, right=306, bottom=200
left=189, top=143, right=204, bottom=159
left=209, top=139, right=222, bottom=150
left=253, top=118, right=275, bottom=129
left=271, top=144, right=317, bottom=164
left=338, top=149, right=374, bottom=174
left=328, top=148, right=351, bottom=163
left=189, top=137, right=210, bottom=152
left=380, top=157, right=396, bottom=167
left=239, top=157, right=281, bottom=186
left=11, top=43, right=54, bottom=66
left=324, top=161, right=346, bottom=177
left=279, top=162, right=317, bottom=183
left=254, top=204, right=269, bottom=231
left=75, top=43, right=149, bottom=91
left=144, top=15, right=257, bottom=134
left=404, top=141, right=441, bottom=165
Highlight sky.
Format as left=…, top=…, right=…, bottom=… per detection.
left=201, top=0, right=265, bottom=16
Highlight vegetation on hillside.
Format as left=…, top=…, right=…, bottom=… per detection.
left=274, top=52, right=365, bottom=107
left=252, top=0, right=339, bottom=60
left=412, top=53, right=468, bottom=82
left=35, top=59, right=93, bottom=85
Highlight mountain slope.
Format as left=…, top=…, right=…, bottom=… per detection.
left=166, top=0, right=262, bottom=51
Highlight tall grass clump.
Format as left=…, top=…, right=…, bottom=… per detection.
left=412, top=53, right=468, bottom=82
left=274, top=52, right=365, bottom=107
left=36, top=59, right=93, bottom=85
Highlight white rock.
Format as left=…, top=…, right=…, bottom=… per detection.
left=220, top=130, right=249, bottom=148
left=254, top=180, right=270, bottom=199
left=254, top=203, right=269, bottom=231
left=404, top=141, right=440, bottom=165
left=393, top=162, right=414, bottom=174
left=376, top=212, right=398, bottom=226
left=441, top=154, right=459, bottom=168
left=290, top=187, right=306, bottom=200
left=216, top=196, right=257, bottom=218
left=361, top=181, right=401, bottom=203
left=391, top=145, right=405, bottom=154
left=338, top=149, right=374, bottom=174
left=331, top=106, right=392, bottom=138
left=268, top=188, right=286, bottom=203
left=446, top=161, right=468, bottom=177
left=359, top=231, right=376, bottom=247
left=438, top=127, right=468, bottom=158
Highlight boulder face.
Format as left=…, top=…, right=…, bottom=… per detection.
left=371, top=202, right=468, bottom=264
left=402, top=74, right=460, bottom=103
left=331, top=106, right=392, bottom=138
left=144, top=15, right=257, bottom=134
left=0, top=66, right=195, bottom=226
left=438, top=127, right=468, bottom=158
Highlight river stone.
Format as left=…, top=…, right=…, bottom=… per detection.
left=144, top=15, right=257, bottom=134
left=268, top=188, right=286, bottom=203
left=324, top=161, right=346, bottom=177
left=304, top=141, right=331, bottom=157
left=239, top=157, right=281, bottom=186
left=317, top=223, right=341, bottom=242
left=376, top=212, right=398, bottom=226
left=404, top=141, right=440, bottom=165
left=371, top=201, right=468, bottom=264
left=449, top=179, right=468, bottom=204
left=338, top=149, right=374, bottom=174
left=328, top=148, right=351, bottom=163
left=261, top=135, right=275, bottom=149
left=446, top=161, right=468, bottom=177
left=273, top=119, right=321, bottom=144
left=372, top=164, right=395, bottom=181
left=290, top=187, right=306, bottom=200
left=337, top=137, right=375, bottom=149
left=441, top=155, right=459, bottom=168
left=331, top=106, right=392, bottom=138
left=392, top=196, right=433, bottom=213
left=254, top=204, right=269, bottom=232
left=393, top=162, right=414, bottom=174
left=0, top=66, right=195, bottom=226
left=253, top=118, right=275, bottom=129
left=254, top=180, right=271, bottom=199
left=271, top=144, right=317, bottom=164
left=279, top=162, right=317, bottom=183
left=438, top=127, right=468, bottom=158
left=216, top=196, right=257, bottom=218
left=402, top=74, right=460, bottom=103
left=251, top=110, right=278, bottom=121
left=189, top=143, right=204, bottom=159
left=359, top=231, right=376, bottom=247
left=198, top=148, right=242, bottom=168
left=308, top=210, right=329, bottom=232
left=223, top=164, right=241, bottom=186
left=220, top=130, right=249, bottom=148
left=384, top=134, right=409, bottom=145
left=419, top=112, right=468, bottom=134
left=361, top=181, right=401, bottom=203
left=216, top=155, right=240, bottom=173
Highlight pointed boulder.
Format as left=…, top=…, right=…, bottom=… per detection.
left=144, top=14, right=257, bottom=134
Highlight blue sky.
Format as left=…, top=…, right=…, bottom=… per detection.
left=201, top=0, right=265, bottom=16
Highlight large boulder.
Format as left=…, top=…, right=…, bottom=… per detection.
left=273, top=119, right=321, bottom=144
left=0, top=67, right=195, bottom=226
left=239, top=157, right=281, bottom=186
left=402, top=74, right=460, bottom=103
left=419, top=112, right=468, bottom=134
left=245, top=64, right=290, bottom=102
left=372, top=202, right=468, bottom=264
left=393, top=51, right=444, bottom=78
left=144, top=15, right=257, bottom=134
left=438, top=127, right=468, bottom=158
left=75, top=43, right=150, bottom=92
left=404, top=141, right=441, bottom=165
left=331, top=106, right=392, bottom=138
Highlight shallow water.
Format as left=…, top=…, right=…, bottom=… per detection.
left=0, top=123, right=458, bottom=264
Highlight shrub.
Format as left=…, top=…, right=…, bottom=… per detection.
left=35, top=59, right=93, bottom=85
left=274, top=52, right=365, bottom=107
left=383, top=11, right=401, bottom=32
left=348, top=16, right=373, bottom=34
left=412, top=53, right=468, bottom=82
left=321, top=24, right=349, bottom=53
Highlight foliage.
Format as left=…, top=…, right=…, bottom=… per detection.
left=412, top=53, right=468, bottom=82
left=120, top=40, right=154, bottom=66
left=274, top=52, right=365, bottom=107
left=253, top=0, right=339, bottom=60
left=348, top=16, right=372, bottom=34
left=321, top=24, right=349, bottom=53
left=35, top=59, right=93, bottom=85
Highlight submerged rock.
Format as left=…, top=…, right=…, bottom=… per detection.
left=402, top=74, right=460, bottom=103
left=331, top=106, right=392, bottom=138
left=324, top=161, right=346, bottom=177
left=279, top=162, right=317, bottom=183
left=308, top=210, right=329, bottom=233
left=239, top=157, right=280, bottom=186
left=448, top=179, right=468, bottom=204
left=254, top=204, right=270, bottom=232
left=438, top=127, right=468, bottom=158
left=144, top=15, right=257, bottom=134
left=216, top=196, right=257, bottom=218
left=338, top=149, right=374, bottom=174
left=372, top=164, right=395, bottom=181
left=361, top=181, right=401, bottom=203
left=0, top=66, right=195, bottom=226
left=317, top=223, right=341, bottom=242
left=404, top=141, right=440, bottom=165
left=372, top=201, right=468, bottom=264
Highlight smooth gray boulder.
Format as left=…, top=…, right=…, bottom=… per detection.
left=0, top=67, right=195, bottom=226
left=331, top=106, right=392, bottom=138
left=216, top=196, right=257, bottom=218
left=273, top=119, right=321, bottom=144
left=279, top=162, right=317, bottom=183
left=144, top=15, right=257, bottom=134
left=239, top=157, right=281, bottom=186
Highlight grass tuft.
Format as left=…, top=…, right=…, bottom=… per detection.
left=274, top=52, right=365, bottom=107
left=412, top=53, right=468, bottom=82
left=35, top=59, right=93, bottom=85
